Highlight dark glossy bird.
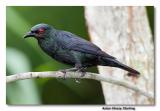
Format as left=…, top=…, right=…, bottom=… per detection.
left=24, top=23, right=140, bottom=77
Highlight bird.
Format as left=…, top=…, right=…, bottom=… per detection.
left=24, top=23, right=140, bottom=78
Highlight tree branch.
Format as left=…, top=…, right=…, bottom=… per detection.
left=6, top=71, right=153, bottom=99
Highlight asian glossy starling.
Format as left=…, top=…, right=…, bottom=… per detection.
left=24, top=23, right=140, bottom=77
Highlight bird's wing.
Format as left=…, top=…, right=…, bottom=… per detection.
left=56, top=31, right=116, bottom=59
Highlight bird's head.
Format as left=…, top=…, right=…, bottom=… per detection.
left=24, top=23, right=55, bottom=40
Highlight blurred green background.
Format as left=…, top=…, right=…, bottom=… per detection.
left=6, top=6, right=154, bottom=105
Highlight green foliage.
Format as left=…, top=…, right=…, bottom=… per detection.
left=6, top=6, right=104, bottom=104
left=6, top=48, right=40, bottom=104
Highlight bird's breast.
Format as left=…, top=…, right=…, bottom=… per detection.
left=53, top=48, right=75, bottom=65
left=38, top=40, right=57, bottom=56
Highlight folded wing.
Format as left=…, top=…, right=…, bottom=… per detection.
left=56, top=31, right=116, bottom=59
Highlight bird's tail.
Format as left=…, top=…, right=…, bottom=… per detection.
left=100, top=57, right=140, bottom=77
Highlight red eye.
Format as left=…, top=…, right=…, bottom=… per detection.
left=38, top=28, right=45, bottom=34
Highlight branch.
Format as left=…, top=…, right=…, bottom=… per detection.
left=6, top=71, right=154, bottom=99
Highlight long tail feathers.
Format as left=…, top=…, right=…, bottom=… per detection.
left=116, top=61, right=140, bottom=77
left=101, top=57, right=140, bottom=77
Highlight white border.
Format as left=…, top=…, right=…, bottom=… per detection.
left=1, top=0, right=159, bottom=111
left=3, top=0, right=156, bottom=6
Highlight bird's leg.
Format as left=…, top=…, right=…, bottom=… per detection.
left=76, top=67, right=87, bottom=77
left=74, top=64, right=87, bottom=83
left=59, top=65, right=87, bottom=80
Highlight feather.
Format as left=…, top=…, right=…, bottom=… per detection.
left=56, top=31, right=116, bottom=59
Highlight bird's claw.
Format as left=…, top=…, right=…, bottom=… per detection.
left=80, top=71, right=86, bottom=77
left=78, top=67, right=86, bottom=77
left=59, top=69, right=67, bottom=80
left=59, top=67, right=86, bottom=82
left=74, top=68, right=86, bottom=83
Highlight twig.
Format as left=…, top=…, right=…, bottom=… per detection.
left=6, top=71, right=154, bottom=99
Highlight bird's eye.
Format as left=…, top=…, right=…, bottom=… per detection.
left=38, top=28, right=45, bottom=34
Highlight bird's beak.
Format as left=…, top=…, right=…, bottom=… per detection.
left=24, top=31, right=35, bottom=38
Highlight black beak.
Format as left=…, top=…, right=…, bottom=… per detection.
left=24, top=31, right=35, bottom=38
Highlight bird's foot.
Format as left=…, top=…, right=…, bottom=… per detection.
left=59, top=68, right=78, bottom=80
left=75, top=67, right=86, bottom=76
left=74, top=69, right=81, bottom=83
left=80, top=67, right=87, bottom=77
left=59, top=70, right=67, bottom=80
left=74, top=67, right=86, bottom=83
left=80, top=71, right=86, bottom=77
left=59, top=67, right=86, bottom=82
